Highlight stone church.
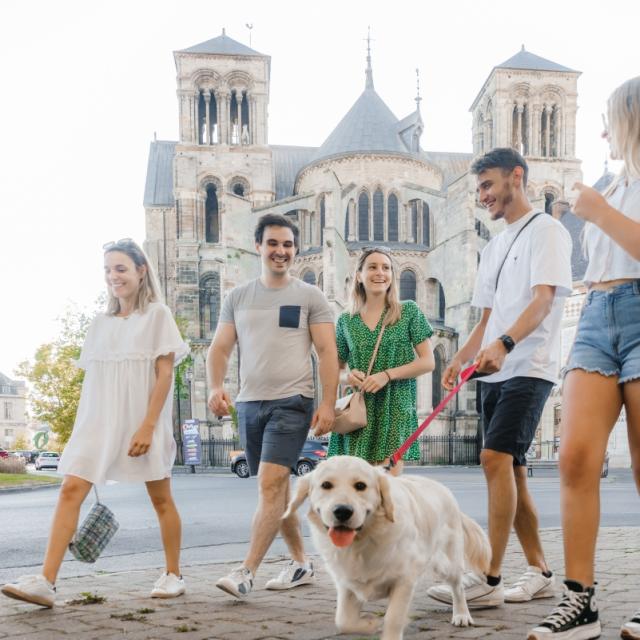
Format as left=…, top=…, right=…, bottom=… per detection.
left=143, top=31, right=584, bottom=439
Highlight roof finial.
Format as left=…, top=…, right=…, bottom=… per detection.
left=521, top=43, right=525, bottom=51
left=415, top=68, right=422, bottom=112
left=365, top=26, right=374, bottom=90
left=222, top=27, right=226, bottom=36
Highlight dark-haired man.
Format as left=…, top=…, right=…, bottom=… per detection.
left=207, top=213, right=338, bottom=598
left=428, top=148, right=572, bottom=608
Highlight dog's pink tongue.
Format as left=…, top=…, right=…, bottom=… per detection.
left=329, top=527, right=356, bottom=547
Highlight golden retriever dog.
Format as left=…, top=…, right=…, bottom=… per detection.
left=284, top=455, right=490, bottom=640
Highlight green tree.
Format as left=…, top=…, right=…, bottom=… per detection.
left=173, top=316, right=193, bottom=431
left=16, top=302, right=96, bottom=446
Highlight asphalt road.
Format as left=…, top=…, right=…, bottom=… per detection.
left=1, top=466, right=638, bottom=582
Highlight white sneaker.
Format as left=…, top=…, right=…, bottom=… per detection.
left=150, top=572, right=186, bottom=598
left=505, top=566, right=555, bottom=602
left=216, top=566, right=254, bottom=599
left=265, top=560, right=315, bottom=590
left=1, top=574, right=56, bottom=608
left=621, top=609, right=640, bottom=640
left=427, top=572, right=504, bottom=609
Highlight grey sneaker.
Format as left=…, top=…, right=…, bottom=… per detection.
left=427, top=572, right=504, bottom=609
left=505, top=566, right=556, bottom=602
left=151, top=572, right=186, bottom=598
left=216, top=566, right=253, bottom=599
left=265, top=560, right=315, bottom=590
left=621, top=609, right=640, bottom=640
left=1, top=574, right=56, bottom=608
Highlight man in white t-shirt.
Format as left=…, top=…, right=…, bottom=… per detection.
left=427, top=148, right=572, bottom=609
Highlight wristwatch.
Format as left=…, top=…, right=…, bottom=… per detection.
left=499, top=334, right=516, bottom=353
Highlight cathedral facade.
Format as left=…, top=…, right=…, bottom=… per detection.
left=143, top=31, right=583, bottom=439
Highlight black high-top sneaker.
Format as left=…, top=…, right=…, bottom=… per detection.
left=527, top=580, right=601, bottom=640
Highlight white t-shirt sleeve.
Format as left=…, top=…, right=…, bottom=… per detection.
left=530, top=222, right=573, bottom=298
left=471, top=244, right=494, bottom=309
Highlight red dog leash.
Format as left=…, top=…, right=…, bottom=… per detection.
left=388, top=363, right=481, bottom=467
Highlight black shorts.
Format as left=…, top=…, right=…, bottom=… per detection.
left=480, top=377, right=554, bottom=466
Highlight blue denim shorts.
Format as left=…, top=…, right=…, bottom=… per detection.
left=236, top=395, right=314, bottom=476
left=566, top=280, right=640, bottom=384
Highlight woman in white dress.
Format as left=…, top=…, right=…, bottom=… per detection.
left=2, top=239, right=189, bottom=607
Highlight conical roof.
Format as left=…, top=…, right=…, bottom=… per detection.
left=180, top=31, right=263, bottom=56
left=313, top=88, right=408, bottom=161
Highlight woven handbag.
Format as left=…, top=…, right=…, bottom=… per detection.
left=333, top=319, right=387, bottom=435
left=68, top=487, right=119, bottom=563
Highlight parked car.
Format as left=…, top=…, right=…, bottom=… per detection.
left=230, top=440, right=328, bottom=478
left=0, top=448, right=9, bottom=459
left=35, top=451, right=60, bottom=470
left=14, top=450, right=38, bottom=464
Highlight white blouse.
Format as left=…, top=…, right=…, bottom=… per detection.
left=583, top=177, right=640, bottom=287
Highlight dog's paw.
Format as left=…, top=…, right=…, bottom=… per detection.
left=451, top=613, right=474, bottom=627
left=337, top=614, right=382, bottom=635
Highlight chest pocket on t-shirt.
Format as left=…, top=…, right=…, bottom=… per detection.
left=279, top=305, right=301, bottom=328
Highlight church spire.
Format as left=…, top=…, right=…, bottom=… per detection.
left=365, top=26, right=374, bottom=90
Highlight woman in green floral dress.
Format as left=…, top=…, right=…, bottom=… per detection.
left=328, top=247, right=435, bottom=473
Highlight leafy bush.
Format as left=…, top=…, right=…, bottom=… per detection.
left=0, top=457, right=26, bottom=474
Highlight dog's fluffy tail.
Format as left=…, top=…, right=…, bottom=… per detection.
left=461, top=513, right=491, bottom=575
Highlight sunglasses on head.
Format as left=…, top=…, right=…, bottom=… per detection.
left=362, top=245, right=391, bottom=254
left=103, top=238, right=136, bottom=251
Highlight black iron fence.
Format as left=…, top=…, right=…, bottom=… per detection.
left=174, top=433, right=481, bottom=468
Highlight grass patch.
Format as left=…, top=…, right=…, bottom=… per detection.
left=175, top=624, right=198, bottom=632
left=0, top=472, right=61, bottom=487
left=67, top=592, right=106, bottom=605
left=111, top=612, right=148, bottom=622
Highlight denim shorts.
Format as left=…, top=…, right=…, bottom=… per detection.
left=566, top=280, right=640, bottom=384
left=236, top=395, right=314, bottom=476
left=480, top=377, right=554, bottom=466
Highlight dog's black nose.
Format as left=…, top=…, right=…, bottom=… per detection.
left=333, top=504, right=354, bottom=523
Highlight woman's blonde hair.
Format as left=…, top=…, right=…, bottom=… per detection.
left=103, top=239, right=163, bottom=315
left=349, top=246, right=402, bottom=325
left=607, top=76, right=640, bottom=180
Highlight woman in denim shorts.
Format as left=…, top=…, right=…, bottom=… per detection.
left=530, top=77, right=640, bottom=640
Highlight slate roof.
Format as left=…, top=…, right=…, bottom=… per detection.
left=312, top=88, right=409, bottom=162
left=422, top=151, right=473, bottom=188
left=179, top=32, right=263, bottom=57
left=496, top=47, right=577, bottom=73
left=271, top=145, right=318, bottom=200
left=143, top=141, right=176, bottom=207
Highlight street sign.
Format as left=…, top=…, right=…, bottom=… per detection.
left=181, top=420, right=202, bottom=466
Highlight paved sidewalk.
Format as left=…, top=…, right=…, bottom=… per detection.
left=1, top=527, right=638, bottom=639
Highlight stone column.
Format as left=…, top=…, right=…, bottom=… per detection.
left=249, top=95, right=256, bottom=145
left=348, top=200, right=356, bottom=241
left=544, top=105, right=551, bottom=157
left=515, top=103, right=523, bottom=152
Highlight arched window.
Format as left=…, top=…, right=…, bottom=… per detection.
left=205, top=184, right=219, bottom=243
left=320, top=196, right=326, bottom=246
left=422, top=201, right=430, bottom=247
left=230, top=176, right=249, bottom=198
left=400, top=270, right=416, bottom=301
left=199, top=272, right=220, bottom=339
left=344, top=205, right=349, bottom=239
left=432, top=346, right=446, bottom=408
left=411, top=200, right=419, bottom=242
left=373, top=188, right=384, bottom=241
left=544, top=192, right=555, bottom=214
left=426, top=278, right=445, bottom=323
left=358, top=191, right=370, bottom=241
left=388, top=193, right=398, bottom=241
left=302, top=270, right=316, bottom=286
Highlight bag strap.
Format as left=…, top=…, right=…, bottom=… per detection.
left=93, top=486, right=100, bottom=503
left=365, top=313, right=387, bottom=377
left=494, top=212, right=543, bottom=290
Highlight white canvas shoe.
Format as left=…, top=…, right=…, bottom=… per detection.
left=505, top=566, right=556, bottom=602
left=427, top=572, right=504, bottom=609
left=1, top=574, right=56, bottom=608
left=216, top=566, right=254, bottom=599
left=150, top=572, right=186, bottom=598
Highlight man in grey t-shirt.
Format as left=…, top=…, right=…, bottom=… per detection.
left=207, top=213, right=339, bottom=599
